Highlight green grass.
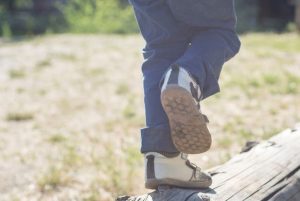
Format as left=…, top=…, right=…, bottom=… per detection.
left=122, top=104, right=136, bottom=119
left=37, top=166, right=71, bottom=193
left=9, top=69, right=26, bottom=79
left=261, top=128, right=283, bottom=140
left=48, top=134, right=67, bottom=144
left=56, top=53, right=77, bottom=61
left=217, top=137, right=233, bottom=149
left=62, top=145, right=82, bottom=167
left=86, top=67, right=106, bottom=77
left=116, top=83, right=130, bottom=95
left=82, top=183, right=102, bottom=201
left=263, top=73, right=280, bottom=85
left=6, top=112, right=34, bottom=122
left=239, top=129, right=254, bottom=140
left=122, top=97, right=137, bottom=119
left=36, top=59, right=52, bottom=69
left=1, top=33, right=300, bottom=200
left=243, top=33, right=300, bottom=52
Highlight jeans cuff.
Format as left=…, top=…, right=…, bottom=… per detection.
left=140, top=126, right=179, bottom=154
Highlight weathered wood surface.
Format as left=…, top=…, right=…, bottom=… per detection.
left=117, top=124, right=300, bottom=201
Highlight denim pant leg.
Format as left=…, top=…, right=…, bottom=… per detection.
left=167, top=0, right=241, bottom=99
left=129, top=0, right=193, bottom=153
left=175, top=29, right=241, bottom=99
left=130, top=0, right=240, bottom=153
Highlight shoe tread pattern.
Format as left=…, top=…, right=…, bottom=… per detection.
left=161, top=85, right=212, bottom=154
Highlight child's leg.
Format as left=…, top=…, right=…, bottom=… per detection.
left=167, top=0, right=241, bottom=99
left=129, top=0, right=240, bottom=189
left=129, top=0, right=193, bottom=154
left=130, top=0, right=213, bottom=189
left=157, top=0, right=240, bottom=155
left=175, top=29, right=241, bottom=99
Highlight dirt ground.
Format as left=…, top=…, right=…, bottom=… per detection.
left=0, top=33, right=299, bottom=201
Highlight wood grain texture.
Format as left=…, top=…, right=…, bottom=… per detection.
left=117, top=124, right=300, bottom=201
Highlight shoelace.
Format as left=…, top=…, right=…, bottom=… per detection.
left=186, top=160, right=200, bottom=171
left=189, top=164, right=202, bottom=180
left=189, top=82, right=203, bottom=112
left=182, top=155, right=202, bottom=180
left=190, top=82, right=201, bottom=100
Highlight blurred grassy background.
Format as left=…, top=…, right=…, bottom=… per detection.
left=1, top=32, right=299, bottom=201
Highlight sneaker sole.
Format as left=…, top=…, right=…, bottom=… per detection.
left=161, top=85, right=212, bottom=154
left=145, top=178, right=212, bottom=189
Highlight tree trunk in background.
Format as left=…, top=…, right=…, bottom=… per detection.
left=296, top=0, right=300, bottom=29
left=7, top=0, right=16, bottom=12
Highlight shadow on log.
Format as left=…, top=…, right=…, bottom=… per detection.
left=117, top=124, right=300, bottom=201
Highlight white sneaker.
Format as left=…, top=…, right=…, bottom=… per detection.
left=161, top=65, right=211, bottom=154
left=145, top=152, right=212, bottom=189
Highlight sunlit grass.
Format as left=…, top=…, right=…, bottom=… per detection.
left=6, top=112, right=34, bottom=122
left=37, top=165, right=71, bottom=193
left=48, top=134, right=68, bottom=144
left=243, top=33, right=300, bottom=52
left=0, top=33, right=299, bottom=200
left=9, top=69, right=26, bottom=79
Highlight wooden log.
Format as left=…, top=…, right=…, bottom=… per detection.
left=116, top=124, right=300, bottom=201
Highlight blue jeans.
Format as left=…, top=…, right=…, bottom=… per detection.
left=129, top=0, right=241, bottom=153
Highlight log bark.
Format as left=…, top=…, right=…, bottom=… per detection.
left=117, top=124, right=300, bottom=201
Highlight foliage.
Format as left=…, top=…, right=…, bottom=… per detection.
left=61, top=0, right=138, bottom=34
left=0, top=0, right=138, bottom=36
left=0, top=0, right=67, bottom=36
left=0, top=0, right=296, bottom=36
